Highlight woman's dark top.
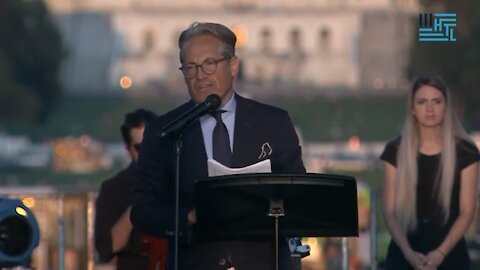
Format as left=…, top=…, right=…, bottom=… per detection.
left=380, top=137, right=480, bottom=270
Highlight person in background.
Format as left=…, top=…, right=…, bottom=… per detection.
left=95, top=108, right=158, bottom=270
left=381, top=73, right=480, bottom=270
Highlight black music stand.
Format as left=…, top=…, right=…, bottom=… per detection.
left=194, top=173, right=359, bottom=270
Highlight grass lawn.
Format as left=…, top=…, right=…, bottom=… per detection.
left=272, top=95, right=406, bottom=141
left=4, top=95, right=408, bottom=142
left=1, top=94, right=477, bottom=189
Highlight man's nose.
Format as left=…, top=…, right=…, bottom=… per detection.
left=196, top=66, right=208, bottom=79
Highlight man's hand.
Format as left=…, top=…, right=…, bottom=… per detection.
left=111, top=206, right=133, bottom=253
left=188, top=208, right=196, bottom=225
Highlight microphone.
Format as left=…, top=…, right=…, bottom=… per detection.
left=159, top=94, right=221, bottom=139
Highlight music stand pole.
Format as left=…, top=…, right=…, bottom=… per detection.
left=173, top=135, right=183, bottom=270
left=268, top=199, right=285, bottom=270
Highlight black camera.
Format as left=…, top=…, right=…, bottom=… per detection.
left=0, top=198, right=40, bottom=268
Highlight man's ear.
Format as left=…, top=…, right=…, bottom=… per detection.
left=229, top=56, right=240, bottom=77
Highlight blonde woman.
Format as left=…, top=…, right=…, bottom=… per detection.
left=381, top=74, right=480, bottom=270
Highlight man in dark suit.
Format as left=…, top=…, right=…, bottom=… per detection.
left=131, top=22, right=306, bottom=270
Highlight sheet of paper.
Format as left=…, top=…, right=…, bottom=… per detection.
left=207, top=158, right=272, bottom=177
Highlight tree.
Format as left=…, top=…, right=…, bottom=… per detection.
left=0, top=0, right=64, bottom=122
left=408, top=0, right=480, bottom=130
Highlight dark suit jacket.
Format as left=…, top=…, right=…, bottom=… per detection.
left=95, top=164, right=149, bottom=270
left=132, top=94, right=306, bottom=270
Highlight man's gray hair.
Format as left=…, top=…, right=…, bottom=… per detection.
left=178, top=22, right=236, bottom=65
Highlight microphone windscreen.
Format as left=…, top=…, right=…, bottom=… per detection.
left=205, top=94, right=221, bottom=111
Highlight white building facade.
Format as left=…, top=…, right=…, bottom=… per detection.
left=46, top=0, right=419, bottom=94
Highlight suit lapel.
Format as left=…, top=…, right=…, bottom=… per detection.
left=182, top=120, right=208, bottom=178
left=177, top=101, right=208, bottom=194
left=232, top=95, right=259, bottom=168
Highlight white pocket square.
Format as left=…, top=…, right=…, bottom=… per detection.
left=258, top=142, right=273, bottom=159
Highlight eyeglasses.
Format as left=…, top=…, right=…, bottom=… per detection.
left=133, top=143, right=141, bottom=152
left=179, top=57, right=231, bottom=79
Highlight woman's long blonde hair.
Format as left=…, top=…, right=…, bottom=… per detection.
left=395, top=73, right=471, bottom=232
